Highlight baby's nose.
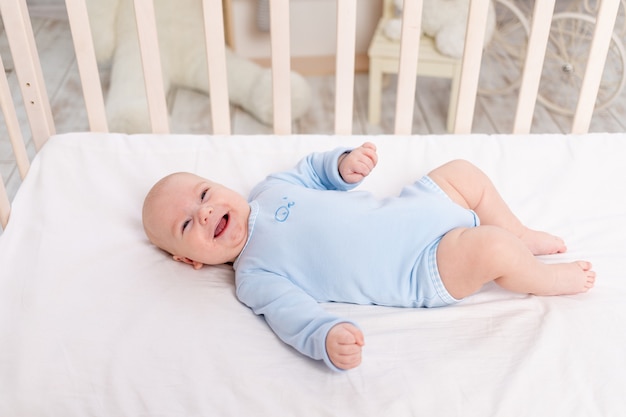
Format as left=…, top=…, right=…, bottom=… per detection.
left=198, top=205, right=213, bottom=224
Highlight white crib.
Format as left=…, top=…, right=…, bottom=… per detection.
left=1, top=0, right=626, bottom=415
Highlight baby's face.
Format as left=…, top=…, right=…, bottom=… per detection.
left=145, top=173, right=250, bottom=268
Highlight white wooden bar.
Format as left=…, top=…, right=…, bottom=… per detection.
left=0, top=55, right=30, bottom=179
left=132, top=0, right=170, bottom=134
left=513, top=0, right=555, bottom=134
left=0, top=0, right=55, bottom=150
left=269, top=0, right=292, bottom=134
left=572, top=0, right=620, bottom=134
left=453, top=0, right=489, bottom=134
left=0, top=174, right=9, bottom=229
left=394, top=0, right=423, bottom=135
left=334, top=0, right=357, bottom=135
left=202, top=0, right=231, bottom=135
left=0, top=55, right=24, bottom=229
left=65, top=0, right=108, bottom=132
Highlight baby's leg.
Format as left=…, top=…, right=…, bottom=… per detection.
left=436, top=226, right=595, bottom=299
left=428, top=160, right=566, bottom=255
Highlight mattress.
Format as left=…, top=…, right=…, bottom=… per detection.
left=1, top=132, right=625, bottom=416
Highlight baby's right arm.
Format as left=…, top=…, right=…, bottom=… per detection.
left=236, top=271, right=355, bottom=371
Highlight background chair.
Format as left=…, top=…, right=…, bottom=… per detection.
left=367, top=0, right=462, bottom=132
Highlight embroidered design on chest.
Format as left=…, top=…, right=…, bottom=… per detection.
left=274, top=197, right=295, bottom=222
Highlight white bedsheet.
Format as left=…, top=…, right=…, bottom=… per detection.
left=1, top=132, right=625, bottom=416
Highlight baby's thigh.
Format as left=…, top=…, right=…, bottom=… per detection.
left=436, top=226, right=507, bottom=299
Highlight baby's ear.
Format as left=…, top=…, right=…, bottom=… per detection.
left=173, top=255, right=204, bottom=270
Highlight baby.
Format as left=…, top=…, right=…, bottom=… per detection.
left=142, top=142, right=595, bottom=371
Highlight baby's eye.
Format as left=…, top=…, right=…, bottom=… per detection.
left=200, top=189, right=208, bottom=201
left=182, top=219, right=190, bottom=232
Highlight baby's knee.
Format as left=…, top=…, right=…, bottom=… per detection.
left=448, top=225, right=512, bottom=259
left=446, top=159, right=480, bottom=175
left=430, top=159, right=476, bottom=180
left=470, top=226, right=530, bottom=267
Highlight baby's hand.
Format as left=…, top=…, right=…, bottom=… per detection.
left=338, top=142, right=378, bottom=184
left=326, top=322, right=365, bottom=370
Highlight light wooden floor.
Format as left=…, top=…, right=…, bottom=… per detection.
left=2, top=16, right=626, bottom=209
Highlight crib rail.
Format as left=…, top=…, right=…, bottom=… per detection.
left=0, top=38, right=30, bottom=229
left=1, top=0, right=623, bottom=230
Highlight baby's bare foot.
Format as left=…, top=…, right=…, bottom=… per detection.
left=520, top=228, right=567, bottom=255
left=534, top=261, right=596, bottom=296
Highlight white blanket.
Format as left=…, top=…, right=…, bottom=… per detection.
left=1, top=132, right=625, bottom=416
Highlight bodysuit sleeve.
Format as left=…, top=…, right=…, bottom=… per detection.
left=251, top=146, right=360, bottom=197
left=236, top=271, right=354, bottom=371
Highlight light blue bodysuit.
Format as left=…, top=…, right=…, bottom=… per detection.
left=233, top=146, right=479, bottom=370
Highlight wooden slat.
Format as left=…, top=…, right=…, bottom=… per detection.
left=0, top=54, right=30, bottom=179
left=394, top=0, right=423, bottom=135
left=453, top=0, right=490, bottom=134
left=222, top=0, right=235, bottom=48
left=334, top=0, right=357, bottom=135
left=0, top=56, right=16, bottom=228
left=202, top=0, right=231, bottom=135
left=0, top=173, right=10, bottom=229
left=132, top=0, right=169, bottom=134
left=65, top=0, right=108, bottom=132
left=269, top=0, right=291, bottom=134
left=513, top=0, right=555, bottom=134
left=572, top=0, right=620, bottom=134
left=0, top=0, right=55, bottom=150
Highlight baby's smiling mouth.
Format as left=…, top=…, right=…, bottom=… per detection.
left=214, top=214, right=229, bottom=238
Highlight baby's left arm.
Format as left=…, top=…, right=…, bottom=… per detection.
left=326, top=322, right=365, bottom=370
left=338, top=142, right=378, bottom=184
